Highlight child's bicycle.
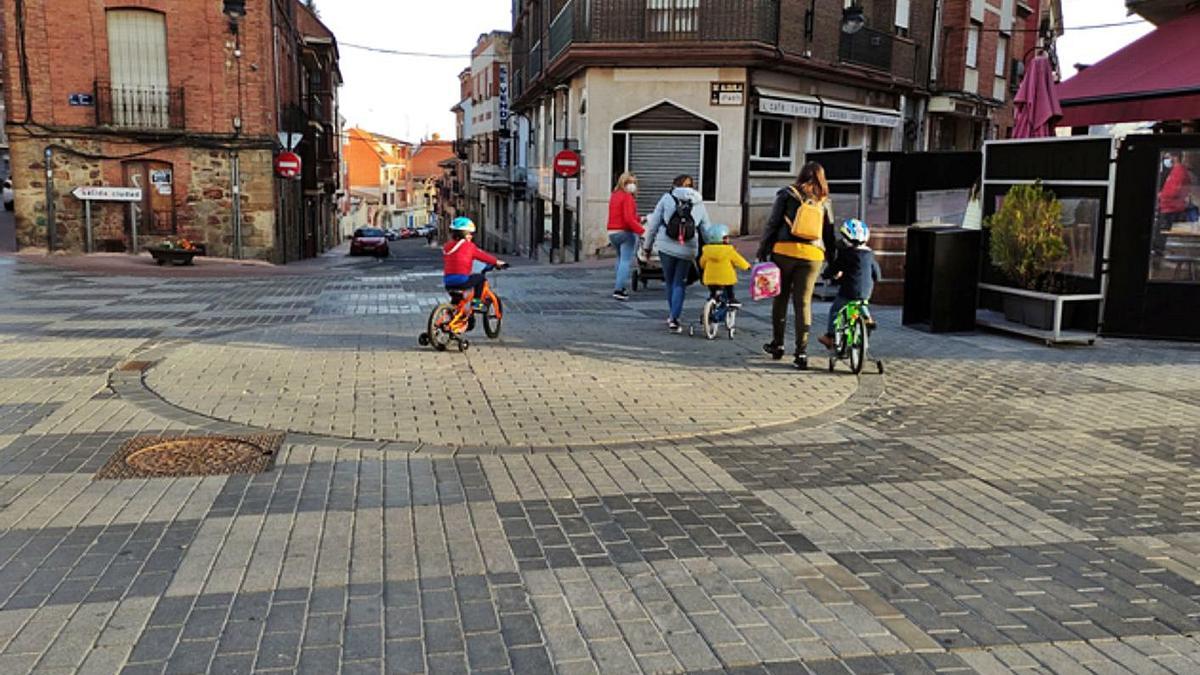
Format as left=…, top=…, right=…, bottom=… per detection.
left=688, top=291, right=738, bottom=340
left=827, top=300, right=884, bottom=375
left=418, top=264, right=507, bottom=352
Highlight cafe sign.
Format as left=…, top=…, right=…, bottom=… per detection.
left=710, top=82, right=745, bottom=106
left=758, top=96, right=819, bottom=119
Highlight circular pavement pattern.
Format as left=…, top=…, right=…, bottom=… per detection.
left=145, top=316, right=859, bottom=448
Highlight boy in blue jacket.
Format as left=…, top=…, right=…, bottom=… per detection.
left=818, top=219, right=880, bottom=350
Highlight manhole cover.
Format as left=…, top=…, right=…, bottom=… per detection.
left=94, top=433, right=284, bottom=480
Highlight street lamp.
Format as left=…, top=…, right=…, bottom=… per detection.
left=841, top=3, right=866, bottom=35
left=223, top=0, right=246, bottom=32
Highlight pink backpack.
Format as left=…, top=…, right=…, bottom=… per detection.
left=750, top=262, right=781, bottom=301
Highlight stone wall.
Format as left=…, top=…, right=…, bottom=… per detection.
left=8, top=131, right=279, bottom=261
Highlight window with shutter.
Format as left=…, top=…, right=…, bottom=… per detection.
left=106, top=10, right=170, bottom=129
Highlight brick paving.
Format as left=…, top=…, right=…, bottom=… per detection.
left=4, top=243, right=1200, bottom=673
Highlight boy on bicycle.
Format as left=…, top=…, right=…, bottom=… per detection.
left=818, top=219, right=880, bottom=350
left=444, top=217, right=507, bottom=307
left=698, top=224, right=750, bottom=308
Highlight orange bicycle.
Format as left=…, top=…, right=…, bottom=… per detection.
left=418, top=264, right=506, bottom=352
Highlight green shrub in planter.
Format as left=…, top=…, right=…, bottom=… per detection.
left=987, top=182, right=1066, bottom=291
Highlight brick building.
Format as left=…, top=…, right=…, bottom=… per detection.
left=1, top=0, right=341, bottom=261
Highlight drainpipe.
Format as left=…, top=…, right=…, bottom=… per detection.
left=44, top=147, right=55, bottom=252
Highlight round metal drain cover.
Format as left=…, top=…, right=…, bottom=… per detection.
left=125, top=437, right=269, bottom=476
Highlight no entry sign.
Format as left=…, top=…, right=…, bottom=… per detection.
left=553, top=149, right=581, bottom=178
left=275, top=151, right=302, bottom=179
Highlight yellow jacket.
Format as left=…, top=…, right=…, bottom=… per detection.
left=699, top=244, right=751, bottom=286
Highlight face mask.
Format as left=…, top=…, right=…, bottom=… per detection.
left=625, top=183, right=637, bottom=193
left=1165, top=158, right=1175, bottom=169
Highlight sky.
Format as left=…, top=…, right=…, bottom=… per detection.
left=314, top=0, right=513, bottom=142
left=318, top=0, right=1154, bottom=142
left=1057, top=0, right=1154, bottom=81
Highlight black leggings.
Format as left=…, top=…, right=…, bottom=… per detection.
left=770, top=254, right=823, bottom=355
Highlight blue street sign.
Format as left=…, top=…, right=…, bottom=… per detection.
left=69, top=94, right=95, bottom=107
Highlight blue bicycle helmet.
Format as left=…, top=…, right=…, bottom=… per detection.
left=838, top=218, right=869, bottom=247
left=704, top=224, right=730, bottom=244
left=450, top=217, right=476, bottom=233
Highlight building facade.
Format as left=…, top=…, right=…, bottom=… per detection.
left=511, top=0, right=939, bottom=259
left=342, top=128, right=411, bottom=229
left=1, top=0, right=341, bottom=261
left=467, top=32, right=521, bottom=253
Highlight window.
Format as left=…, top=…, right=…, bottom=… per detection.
left=750, top=116, right=794, bottom=173
left=1150, top=149, right=1200, bottom=283
left=816, top=124, right=851, bottom=150
left=996, top=36, right=1009, bottom=78
left=966, top=25, right=980, bottom=69
left=895, top=0, right=910, bottom=31
left=105, top=10, right=170, bottom=129
left=647, top=0, right=698, bottom=35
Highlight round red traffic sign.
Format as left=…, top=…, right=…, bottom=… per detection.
left=275, top=151, right=302, bottom=179
left=553, top=149, right=581, bottom=178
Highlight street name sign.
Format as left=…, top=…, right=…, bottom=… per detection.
left=72, top=186, right=142, bottom=202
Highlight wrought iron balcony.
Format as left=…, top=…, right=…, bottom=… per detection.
left=95, top=82, right=186, bottom=130
left=839, top=27, right=894, bottom=72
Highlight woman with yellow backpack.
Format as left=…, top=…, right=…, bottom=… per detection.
left=755, top=161, right=837, bottom=370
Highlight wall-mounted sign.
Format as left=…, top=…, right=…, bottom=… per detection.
left=498, top=64, right=510, bottom=132
left=822, top=105, right=901, bottom=128
left=710, top=82, right=745, bottom=106
left=71, top=186, right=142, bottom=202
left=150, top=168, right=173, bottom=196
left=759, top=96, right=820, bottom=119
left=68, top=93, right=95, bottom=107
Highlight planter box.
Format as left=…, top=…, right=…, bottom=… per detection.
left=978, top=283, right=1101, bottom=345
left=147, top=248, right=198, bottom=266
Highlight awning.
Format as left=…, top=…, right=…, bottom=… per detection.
left=1056, top=10, right=1200, bottom=127
left=754, top=87, right=900, bottom=128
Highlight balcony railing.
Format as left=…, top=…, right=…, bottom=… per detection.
left=839, top=27, right=893, bottom=72
left=570, top=0, right=778, bottom=44
left=95, top=82, right=185, bottom=130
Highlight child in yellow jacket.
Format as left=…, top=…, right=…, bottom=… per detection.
left=699, top=224, right=751, bottom=308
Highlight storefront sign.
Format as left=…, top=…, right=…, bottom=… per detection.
left=822, top=106, right=901, bottom=128
left=759, top=96, right=819, bottom=119
left=710, top=82, right=745, bottom=106
left=71, top=186, right=142, bottom=202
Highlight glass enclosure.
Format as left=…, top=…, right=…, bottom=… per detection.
left=1149, top=149, right=1200, bottom=283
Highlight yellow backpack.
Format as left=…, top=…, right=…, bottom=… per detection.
left=786, top=186, right=824, bottom=242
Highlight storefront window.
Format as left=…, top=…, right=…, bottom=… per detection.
left=1149, top=149, right=1200, bottom=283
left=750, top=116, right=793, bottom=173
left=1055, top=197, right=1099, bottom=278
left=816, top=123, right=850, bottom=150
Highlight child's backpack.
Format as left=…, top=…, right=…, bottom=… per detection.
left=785, top=186, right=824, bottom=242
left=750, top=262, right=781, bottom=301
left=665, top=196, right=697, bottom=244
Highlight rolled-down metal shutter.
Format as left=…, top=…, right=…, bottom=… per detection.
left=629, top=134, right=702, bottom=214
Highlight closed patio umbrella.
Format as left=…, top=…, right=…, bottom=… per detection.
left=1013, top=55, right=1063, bottom=138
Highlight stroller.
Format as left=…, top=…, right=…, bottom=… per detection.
left=631, top=241, right=663, bottom=291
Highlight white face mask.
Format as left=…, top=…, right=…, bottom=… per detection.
left=1164, top=158, right=1175, bottom=169
left=625, top=183, right=637, bottom=193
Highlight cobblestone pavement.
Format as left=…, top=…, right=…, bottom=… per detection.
left=4, top=242, right=1200, bottom=674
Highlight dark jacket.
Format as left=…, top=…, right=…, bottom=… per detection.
left=756, top=186, right=836, bottom=262
left=823, top=246, right=881, bottom=300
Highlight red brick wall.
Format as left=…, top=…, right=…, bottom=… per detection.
left=3, top=0, right=279, bottom=137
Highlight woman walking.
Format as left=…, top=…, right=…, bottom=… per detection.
left=607, top=172, right=645, bottom=300
left=756, top=162, right=836, bottom=370
left=641, top=175, right=710, bottom=332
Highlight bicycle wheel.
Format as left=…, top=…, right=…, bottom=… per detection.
left=427, top=303, right=456, bottom=352
left=483, top=295, right=503, bottom=338
left=849, top=316, right=867, bottom=375
left=702, top=299, right=719, bottom=340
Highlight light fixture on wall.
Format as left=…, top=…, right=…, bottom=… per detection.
left=223, top=0, right=246, bottom=32
left=841, top=3, right=866, bottom=35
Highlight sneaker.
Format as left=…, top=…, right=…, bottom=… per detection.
left=818, top=334, right=835, bottom=350
left=762, top=343, right=784, bottom=360
left=793, top=354, right=809, bottom=370
left=612, top=289, right=629, bottom=301
left=667, top=319, right=682, bottom=333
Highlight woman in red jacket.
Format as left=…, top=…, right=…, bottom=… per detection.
left=608, top=172, right=645, bottom=301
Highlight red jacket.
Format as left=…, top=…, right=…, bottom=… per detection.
left=442, top=238, right=498, bottom=277
left=1159, top=163, right=1190, bottom=214
left=607, top=189, right=645, bottom=235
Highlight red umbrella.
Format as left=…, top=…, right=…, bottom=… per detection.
left=1013, top=55, right=1063, bottom=138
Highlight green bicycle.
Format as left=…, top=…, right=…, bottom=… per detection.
left=828, top=300, right=883, bottom=375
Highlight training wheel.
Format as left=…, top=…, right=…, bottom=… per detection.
left=418, top=333, right=430, bottom=346
left=458, top=339, right=470, bottom=352
left=876, top=360, right=885, bottom=374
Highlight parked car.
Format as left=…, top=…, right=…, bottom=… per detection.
left=2, top=178, right=12, bottom=211
left=399, top=227, right=417, bottom=239
left=384, top=228, right=400, bottom=241
left=350, top=228, right=390, bottom=258
left=416, top=225, right=436, bottom=238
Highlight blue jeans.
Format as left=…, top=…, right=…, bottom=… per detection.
left=660, top=253, right=692, bottom=322
left=609, top=230, right=638, bottom=291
